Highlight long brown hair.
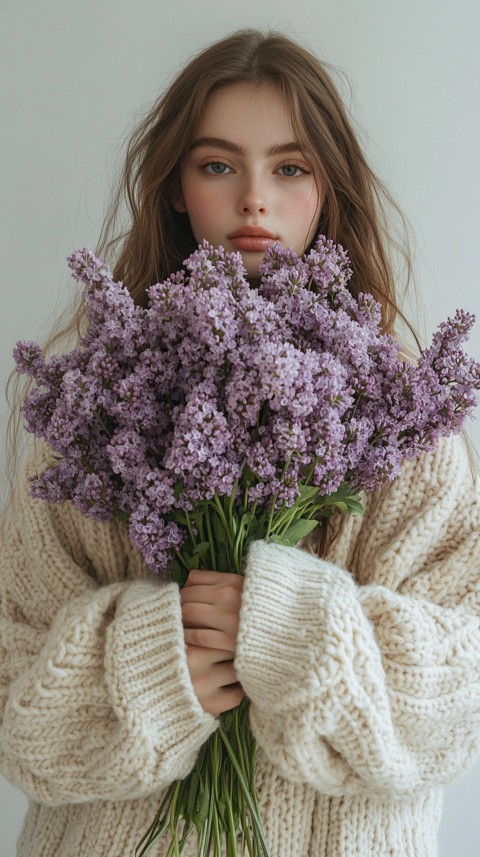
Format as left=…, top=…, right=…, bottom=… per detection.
left=98, top=29, right=414, bottom=332
left=3, top=28, right=422, bottom=540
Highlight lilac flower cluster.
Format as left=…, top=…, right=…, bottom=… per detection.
left=14, top=238, right=480, bottom=572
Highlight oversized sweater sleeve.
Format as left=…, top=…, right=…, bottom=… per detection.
left=0, top=452, right=217, bottom=806
left=235, top=434, right=480, bottom=798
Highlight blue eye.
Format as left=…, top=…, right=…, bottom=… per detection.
left=280, top=164, right=304, bottom=177
left=205, top=162, right=230, bottom=174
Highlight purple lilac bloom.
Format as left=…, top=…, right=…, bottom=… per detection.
left=163, top=381, right=241, bottom=505
left=14, top=237, right=480, bottom=573
left=13, top=341, right=46, bottom=378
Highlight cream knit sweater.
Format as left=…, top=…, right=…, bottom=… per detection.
left=1, top=434, right=480, bottom=857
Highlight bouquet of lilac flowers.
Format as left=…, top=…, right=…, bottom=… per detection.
left=14, top=237, right=480, bottom=856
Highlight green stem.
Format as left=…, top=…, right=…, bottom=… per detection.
left=211, top=492, right=230, bottom=531
left=242, top=812, right=255, bottom=857
left=217, top=723, right=269, bottom=857
left=185, top=510, right=197, bottom=549
left=233, top=517, right=245, bottom=574
left=225, top=790, right=239, bottom=856
left=278, top=504, right=307, bottom=536
left=229, top=478, right=239, bottom=522
left=173, top=549, right=191, bottom=573
left=243, top=480, right=249, bottom=514
left=264, top=493, right=279, bottom=543
left=304, top=459, right=317, bottom=484
left=213, top=811, right=222, bottom=857
left=212, top=492, right=235, bottom=550
left=233, top=707, right=247, bottom=775
left=95, top=408, right=113, bottom=438
left=168, top=780, right=180, bottom=842
left=204, top=503, right=217, bottom=570
left=135, top=785, right=172, bottom=855
left=350, top=391, right=363, bottom=421
left=178, top=821, right=194, bottom=850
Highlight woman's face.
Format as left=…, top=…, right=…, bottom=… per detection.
left=175, top=82, right=324, bottom=277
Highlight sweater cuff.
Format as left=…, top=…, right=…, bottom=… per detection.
left=107, top=579, right=217, bottom=761
left=235, top=540, right=356, bottom=710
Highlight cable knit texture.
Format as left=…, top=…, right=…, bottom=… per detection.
left=1, top=433, right=480, bottom=856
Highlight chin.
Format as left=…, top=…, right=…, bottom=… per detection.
left=246, top=269, right=263, bottom=282
left=241, top=256, right=267, bottom=278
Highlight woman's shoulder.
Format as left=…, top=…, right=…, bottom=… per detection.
left=321, top=431, right=479, bottom=584
left=1, top=441, right=149, bottom=587
left=371, top=431, right=477, bottom=505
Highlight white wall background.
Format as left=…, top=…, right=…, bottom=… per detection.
left=1, top=0, right=479, bottom=855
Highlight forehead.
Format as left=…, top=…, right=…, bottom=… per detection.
left=194, top=82, right=297, bottom=144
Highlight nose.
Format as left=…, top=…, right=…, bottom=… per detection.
left=237, top=172, right=268, bottom=215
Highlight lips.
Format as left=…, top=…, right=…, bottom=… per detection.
left=228, top=225, right=276, bottom=239
left=228, top=225, right=277, bottom=252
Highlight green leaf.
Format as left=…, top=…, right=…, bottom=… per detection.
left=212, top=512, right=229, bottom=543
left=240, top=465, right=256, bottom=488
left=174, top=479, right=185, bottom=501
left=170, top=560, right=188, bottom=588
left=344, top=498, right=364, bottom=515
left=186, top=510, right=206, bottom=526
left=193, top=777, right=210, bottom=832
left=297, top=483, right=320, bottom=501
left=314, top=484, right=364, bottom=517
left=325, top=483, right=357, bottom=502
left=172, top=512, right=189, bottom=526
left=185, top=771, right=201, bottom=818
left=192, top=541, right=211, bottom=558
left=272, top=518, right=319, bottom=546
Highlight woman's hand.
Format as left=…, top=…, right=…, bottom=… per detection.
left=180, top=569, right=245, bottom=716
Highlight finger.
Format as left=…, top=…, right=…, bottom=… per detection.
left=180, top=585, right=218, bottom=607
left=185, top=645, right=231, bottom=676
left=183, top=627, right=236, bottom=654
left=180, top=583, right=242, bottom=610
left=184, top=569, right=243, bottom=587
left=202, top=684, right=246, bottom=716
left=192, top=659, right=240, bottom=691
left=182, top=602, right=240, bottom=636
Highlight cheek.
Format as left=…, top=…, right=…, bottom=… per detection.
left=284, top=190, right=320, bottom=232
left=182, top=185, right=204, bottom=216
left=184, top=184, right=230, bottom=228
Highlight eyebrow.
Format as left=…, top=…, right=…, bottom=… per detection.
left=189, top=136, right=308, bottom=157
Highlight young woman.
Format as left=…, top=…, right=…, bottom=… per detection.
left=1, top=29, right=479, bottom=857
